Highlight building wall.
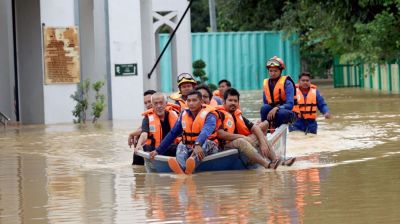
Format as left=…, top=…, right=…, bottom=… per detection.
left=0, top=0, right=15, bottom=121
left=40, top=0, right=78, bottom=124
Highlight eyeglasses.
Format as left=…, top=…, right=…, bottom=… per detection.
left=177, top=73, right=194, bottom=82
left=266, top=60, right=281, bottom=68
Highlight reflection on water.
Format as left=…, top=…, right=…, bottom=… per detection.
left=1, top=86, right=400, bottom=223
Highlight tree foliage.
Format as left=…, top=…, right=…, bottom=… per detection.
left=276, top=0, right=400, bottom=63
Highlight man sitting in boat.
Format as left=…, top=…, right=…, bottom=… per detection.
left=128, top=89, right=156, bottom=165
left=213, top=79, right=231, bottom=101
left=149, top=90, right=220, bottom=175
left=260, top=56, right=297, bottom=129
left=196, top=84, right=222, bottom=107
left=216, top=88, right=283, bottom=168
left=169, top=73, right=197, bottom=111
left=290, top=72, right=331, bottom=134
left=133, top=93, right=180, bottom=158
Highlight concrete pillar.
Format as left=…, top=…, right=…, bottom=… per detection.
left=0, top=0, right=16, bottom=121
left=108, top=0, right=147, bottom=119
left=79, top=0, right=111, bottom=119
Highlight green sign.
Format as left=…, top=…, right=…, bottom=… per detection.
left=115, top=63, right=137, bottom=76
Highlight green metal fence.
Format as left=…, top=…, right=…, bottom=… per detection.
left=159, top=31, right=300, bottom=92
left=333, top=58, right=400, bottom=94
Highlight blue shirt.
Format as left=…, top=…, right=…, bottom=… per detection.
left=156, top=110, right=217, bottom=155
left=213, top=96, right=223, bottom=105
left=263, top=78, right=295, bottom=110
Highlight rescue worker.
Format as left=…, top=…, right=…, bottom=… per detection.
left=169, top=73, right=197, bottom=110
left=196, top=84, right=222, bottom=106
left=128, top=89, right=156, bottom=165
left=134, top=93, right=180, bottom=158
left=213, top=79, right=231, bottom=100
left=260, top=56, right=297, bottom=129
left=290, top=72, right=331, bottom=134
left=150, top=90, right=220, bottom=175
left=217, top=88, right=284, bottom=168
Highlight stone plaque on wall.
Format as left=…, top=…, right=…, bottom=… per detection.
left=43, top=26, right=80, bottom=84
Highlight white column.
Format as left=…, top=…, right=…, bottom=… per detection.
left=108, top=0, right=145, bottom=120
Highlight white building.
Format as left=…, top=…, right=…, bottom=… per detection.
left=0, top=0, right=191, bottom=124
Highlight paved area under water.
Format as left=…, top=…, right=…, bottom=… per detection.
left=1, top=86, right=399, bottom=223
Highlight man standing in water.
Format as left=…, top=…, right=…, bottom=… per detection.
left=260, top=56, right=297, bottom=129
left=290, top=72, right=331, bottom=134
left=150, top=90, right=220, bottom=175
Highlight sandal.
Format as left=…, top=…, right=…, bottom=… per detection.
left=268, top=159, right=281, bottom=169
left=282, top=157, right=296, bottom=166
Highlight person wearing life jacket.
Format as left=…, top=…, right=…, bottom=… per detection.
left=133, top=93, right=180, bottom=159
left=260, top=56, right=297, bottom=128
left=150, top=90, right=220, bottom=175
left=215, top=88, right=288, bottom=168
left=196, top=84, right=222, bottom=106
left=169, top=73, right=197, bottom=111
left=129, top=89, right=156, bottom=165
left=290, top=72, right=331, bottom=134
left=212, top=79, right=231, bottom=101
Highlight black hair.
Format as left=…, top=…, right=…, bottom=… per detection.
left=186, top=90, right=202, bottom=100
left=223, top=88, right=240, bottom=101
left=299, top=72, right=312, bottom=79
left=195, top=84, right=212, bottom=100
left=218, top=79, right=232, bottom=87
left=143, top=90, right=156, bottom=96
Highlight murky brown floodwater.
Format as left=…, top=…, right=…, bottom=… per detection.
left=1, top=86, right=400, bottom=223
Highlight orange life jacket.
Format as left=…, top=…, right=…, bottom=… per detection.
left=215, top=106, right=251, bottom=136
left=169, top=92, right=188, bottom=111
left=232, top=109, right=252, bottom=136
left=181, top=104, right=218, bottom=146
left=293, top=84, right=318, bottom=119
left=263, top=75, right=296, bottom=107
left=213, top=90, right=222, bottom=98
left=142, top=106, right=179, bottom=147
left=215, top=106, right=235, bottom=134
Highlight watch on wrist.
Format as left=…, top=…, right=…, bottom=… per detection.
left=194, top=142, right=201, bottom=146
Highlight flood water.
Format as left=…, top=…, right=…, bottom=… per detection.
left=1, top=86, right=400, bottom=223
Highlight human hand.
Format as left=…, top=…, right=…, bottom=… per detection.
left=149, top=150, right=158, bottom=160
left=193, top=145, right=205, bottom=161
left=259, top=143, right=270, bottom=158
left=267, top=107, right=279, bottom=120
left=134, top=145, right=143, bottom=154
left=324, top=112, right=332, bottom=119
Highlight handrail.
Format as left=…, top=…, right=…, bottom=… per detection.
left=0, top=111, right=10, bottom=129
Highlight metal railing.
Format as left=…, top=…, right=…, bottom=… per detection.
left=0, top=111, right=10, bottom=129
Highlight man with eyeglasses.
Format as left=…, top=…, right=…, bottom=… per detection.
left=195, top=84, right=222, bottom=106
left=169, top=73, right=197, bottom=111
left=260, top=56, right=297, bottom=130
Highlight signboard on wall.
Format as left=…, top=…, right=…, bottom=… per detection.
left=43, top=26, right=80, bottom=84
left=115, top=63, right=137, bottom=76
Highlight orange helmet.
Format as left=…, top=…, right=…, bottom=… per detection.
left=266, top=56, right=286, bottom=70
